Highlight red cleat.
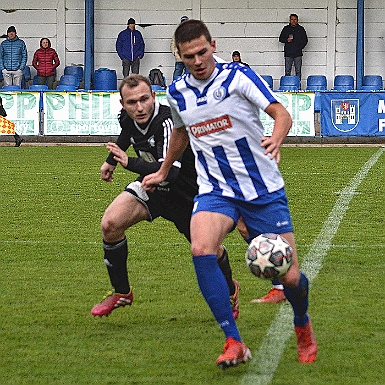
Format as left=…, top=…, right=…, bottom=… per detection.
left=295, top=320, right=318, bottom=363
left=216, top=337, right=251, bottom=369
left=250, top=287, right=286, bottom=303
left=91, top=289, right=133, bottom=317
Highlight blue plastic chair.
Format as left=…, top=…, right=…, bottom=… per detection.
left=1, top=85, right=21, bottom=91
left=21, top=66, right=31, bottom=89
left=333, top=75, right=354, bottom=91
left=278, top=76, right=300, bottom=91
left=56, top=84, right=77, bottom=91
left=306, top=75, right=327, bottom=91
left=261, top=75, right=273, bottom=89
left=361, top=75, right=383, bottom=91
left=28, top=84, right=49, bottom=91
left=59, top=75, right=79, bottom=88
left=64, top=66, right=83, bottom=85
left=306, top=76, right=327, bottom=112
left=151, top=85, right=166, bottom=92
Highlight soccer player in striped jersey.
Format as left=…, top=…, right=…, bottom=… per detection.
left=143, top=19, right=317, bottom=368
left=91, top=74, right=239, bottom=319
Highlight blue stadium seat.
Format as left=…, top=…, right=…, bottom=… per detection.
left=151, top=85, right=166, bottom=92
left=278, top=76, right=300, bottom=91
left=306, top=75, right=327, bottom=91
left=64, top=66, right=83, bottom=86
left=361, top=75, right=383, bottom=91
left=28, top=84, right=49, bottom=91
left=59, top=74, right=79, bottom=88
left=1, top=85, right=21, bottom=91
left=261, top=75, right=273, bottom=89
left=21, top=66, right=31, bottom=89
left=333, top=75, right=354, bottom=91
left=56, top=84, right=77, bottom=91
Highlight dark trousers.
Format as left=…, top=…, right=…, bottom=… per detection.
left=122, top=58, right=140, bottom=78
left=284, top=56, right=302, bottom=79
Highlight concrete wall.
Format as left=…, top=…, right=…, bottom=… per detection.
left=0, top=0, right=384, bottom=89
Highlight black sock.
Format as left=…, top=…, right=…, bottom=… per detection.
left=103, top=237, right=130, bottom=294
left=217, top=247, right=235, bottom=295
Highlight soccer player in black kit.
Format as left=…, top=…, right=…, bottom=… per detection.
left=91, top=74, right=239, bottom=318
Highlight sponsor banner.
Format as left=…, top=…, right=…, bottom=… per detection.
left=261, top=92, right=315, bottom=136
left=43, top=91, right=169, bottom=136
left=321, top=92, right=385, bottom=136
left=0, top=92, right=40, bottom=135
left=44, top=92, right=122, bottom=135
left=0, top=91, right=315, bottom=137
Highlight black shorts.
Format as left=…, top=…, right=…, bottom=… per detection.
left=125, top=181, right=193, bottom=242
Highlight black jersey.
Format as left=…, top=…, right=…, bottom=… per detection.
left=106, top=102, right=198, bottom=201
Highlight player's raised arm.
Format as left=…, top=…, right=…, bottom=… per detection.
left=142, top=126, right=189, bottom=190
left=261, top=102, right=292, bottom=163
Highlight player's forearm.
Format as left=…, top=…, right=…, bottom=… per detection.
left=266, top=103, right=292, bottom=144
left=159, top=127, right=189, bottom=176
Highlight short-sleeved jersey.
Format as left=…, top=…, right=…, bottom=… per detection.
left=167, top=62, right=285, bottom=202
left=106, top=101, right=197, bottom=201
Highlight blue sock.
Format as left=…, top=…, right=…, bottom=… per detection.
left=193, top=254, right=241, bottom=341
left=283, top=272, right=310, bottom=327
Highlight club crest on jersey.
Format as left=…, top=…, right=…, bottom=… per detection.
left=189, top=115, right=232, bottom=138
left=331, top=99, right=359, bottom=132
left=213, top=86, right=226, bottom=101
left=148, top=135, right=156, bottom=147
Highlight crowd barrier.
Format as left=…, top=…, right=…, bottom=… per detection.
left=1, top=90, right=385, bottom=137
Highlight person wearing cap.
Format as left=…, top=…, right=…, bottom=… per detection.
left=116, top=18, right=145, bottom=77
left=170, top=16, right=189, bottom=81
left=0, top=26, right=28, bottom=87
left=231, top=51, right=249, bottom=67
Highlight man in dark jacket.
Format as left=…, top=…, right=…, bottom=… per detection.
left=279, top=14, right=308, bottom=80
left=116, top=18, right=145, bottom=77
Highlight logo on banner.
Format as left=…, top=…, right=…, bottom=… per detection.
left=331, top=99, right=359, bottom=132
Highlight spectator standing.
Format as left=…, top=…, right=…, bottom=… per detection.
left=279, top=14, right=308, bottom=80
left=231, top=50, right=249, bottom=67
left=0, top=96, right=23, bottom=146
left=32, top=38, right=60, bottom=89
left=171, top=16, right=189, bottom=81
left=0, top=26, right=27, bottom=87
left=116, top=18, right=145, bottom=77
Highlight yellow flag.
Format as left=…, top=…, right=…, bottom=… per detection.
left=0, top=115, right=15, bottom=135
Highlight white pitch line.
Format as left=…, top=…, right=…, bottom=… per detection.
left=241, top=147, right=385, bottom=385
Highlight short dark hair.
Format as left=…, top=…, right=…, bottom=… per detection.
left=119, top=74, right=152, bottom=97
left=174, top=19, right=212, bottom=50
left=290, top=13, right=298, bottom=19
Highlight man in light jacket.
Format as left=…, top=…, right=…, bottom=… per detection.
left=0, top=26, right=28, bottom=87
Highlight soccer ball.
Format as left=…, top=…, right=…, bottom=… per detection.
left=245, top=233, right=293, bottom=280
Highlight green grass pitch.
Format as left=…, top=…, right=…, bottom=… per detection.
left=0, top=145, right=384, bottom=384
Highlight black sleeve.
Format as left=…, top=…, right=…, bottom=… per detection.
left=0, top=104, right=7, bottom=117
left=279, top=26, right=288, bottom=43
left=105, top=109, right=131, bottom=165
left=125, top=157, right=180, bottom=182
left=300, top=27, right=308, bottom=49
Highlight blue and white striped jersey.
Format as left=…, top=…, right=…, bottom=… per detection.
left=167, top=62, right=285, bottom=201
